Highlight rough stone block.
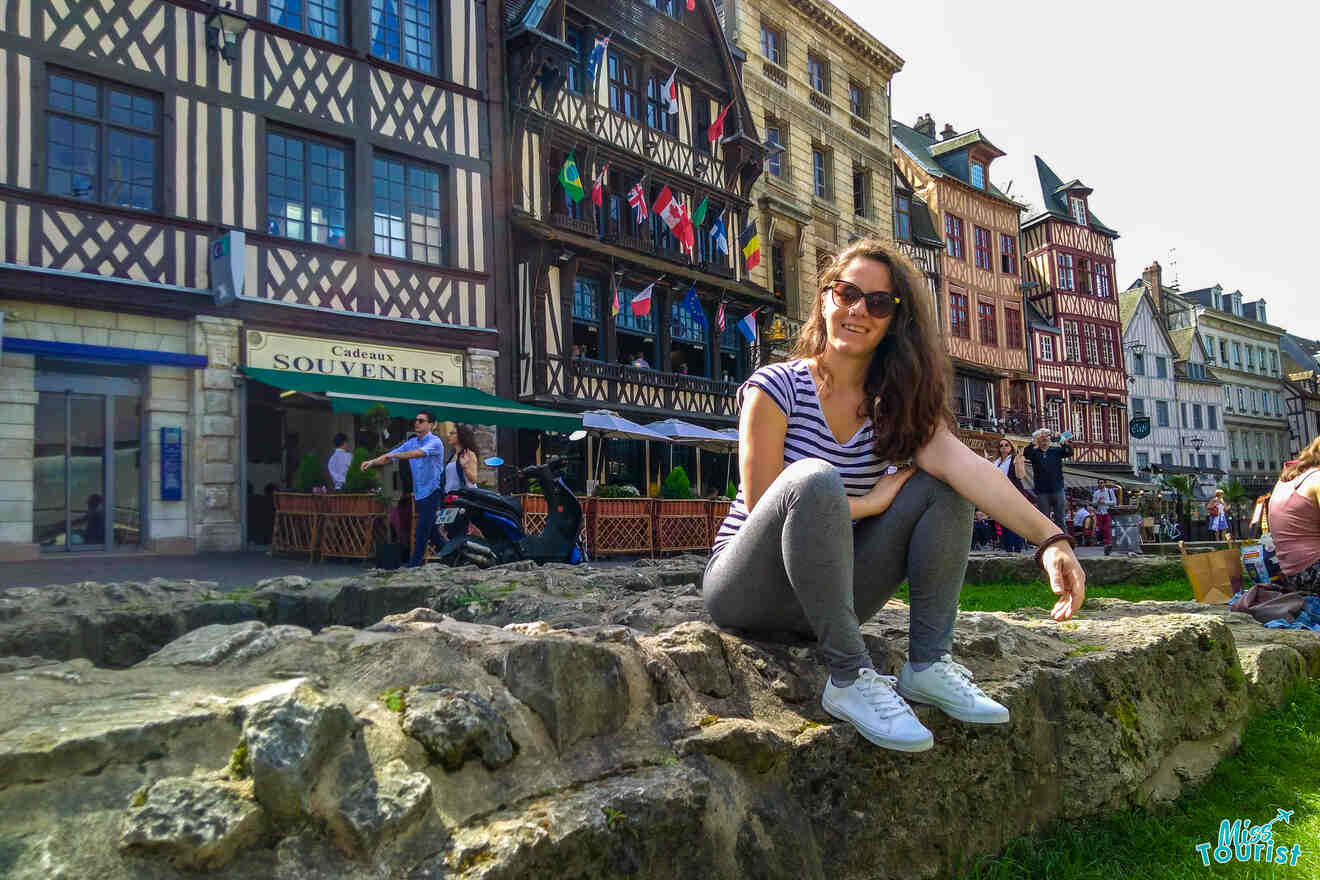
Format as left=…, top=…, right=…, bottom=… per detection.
left=202, top=416, right=236, bottom=437
left=115, top=313, right=156, bottom=333
left=203, top=368, right=234, bottom=391
left=205, top=437, right=231, bottom=462
left=402, top=686, right=516, bottom=770
left=244, top=691, right=355, bottom=822
left=119, top=778, right=266, bottom=871
left=204, top=484, right=232, bottom=509
left=204, top=390, right=233, bottom=415
left=74, top=308, right=118, bottom=329
left=500, top=636, right=631, bottom=752
left=318, top=757, right=432, bottom=857
left=0, top=422, right=33, bottom=440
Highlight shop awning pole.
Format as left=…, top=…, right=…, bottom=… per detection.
left=696, top=451, right=702, bottom=496
left=586, top=435, right=593, bottom=488
left=644, top=441, right=650, bottom=495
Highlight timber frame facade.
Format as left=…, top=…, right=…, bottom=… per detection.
left=891, top=117, right=1034, bottom=446
left=1021, top=156, right=1128, bottom=469
left=0, top=0, right=503, bottom=556
left=505, top=0, right=772, bottom=428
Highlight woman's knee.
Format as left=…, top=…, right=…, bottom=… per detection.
left=780, top=458, right=846, bottom=512
left=908, top=470, right=974, bottom=519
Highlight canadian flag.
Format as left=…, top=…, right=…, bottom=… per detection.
left=653, top=186, right=684, bottom=236
left=662, top=67, right=679, bottom=115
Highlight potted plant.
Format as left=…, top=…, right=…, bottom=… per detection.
left=656, top=466, right=707, bottom=553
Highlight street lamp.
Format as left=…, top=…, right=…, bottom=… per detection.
left=206, top=4, right=249, bottom=64
left=1187, top=436, right=1205, bottom=453
left=1124, top=340, right=1146, bottom=384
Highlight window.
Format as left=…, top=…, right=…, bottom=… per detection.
left=1224, top=384, right=1233, bottom=411
left=1232, top=341, right=1242, bottom=368
left=1219, top=339, right=1228, bottom=362
left=1004, top=307, right=1022, bottom=349
left=616, top=287, right=655, bottom=335
left=764, top=120, right=784, bottom=178
left=564, top=27, right=584, bottom=94
left=271, top=0, right=339, bottom=41
left=895, top=194, right=911, bottom=240
left=647, top=0, right=679, bottom=17
left=970, top=162, right=985, bottom=189
left=852, top=167, right=868, bottom=217
left=1056, top=253, right=1075, bottom=290
left=1071, top=402, right=1087, bottom=440
left=1188, top=363, right=1206, bottom=379
left=1193, top=403, right=1204, bottom=429
left=1063, top=321, right=1080, bottom=362
left=1270, top=350, right=1279, bottom=374
left=1246, top=346, right=1255, bottom=371
left=648, top=185, right=676, bottom=254
left=1205, top=335, right=1216, bottom=362
left=1045, top=399, right=1062, bottom=432
left=1160, top=452, right=1174, bottom=466
left=1212, top=454, right=1222, bottom=470
left=812, top=148, right=830, bottom=199
left=1208, top=405, right=1218, bottom=430
left=1082, top=323, right=1099, bottom=364
left=46, top=73, right=160, bottom=211
left=973, top=226, right=992, bottom=270
left=848, top=81, right=868, bottom=119
left=1091, top=406, right=1105, bottom=443
left=770, top=243, right=787, bottom=297
left=372, top=154, right=444, bottom=264
left=1093, top=263, right=1111, bottom=298
left=945, top=214, right=964, bottom=259
left=760, top=24, right=784, bottom=66
left=1069, top=196, right=1086, bottom=225
left=1156, top=400, right=1170, bottom=427
left=978, top=300, right=997, bottom=345
left=1076, top=257, right=1092, bottom=295
left=1155, top=356, right=1168, bottom=379
left=692, top=95, right=710, bottom=154
left=646, top=75, right=677, bottom=136
left=267, top=131, right=348, bottom=246
left=1131, top=397, right=1146, bottom=417
left=1238, top=387, right=1246, bottom=410
left=999, top=233, right=1017, bottom=274
left=570, top=276, right=602, bottom=359
left=1136, top=452, right=1150, bottom=469
left=1229, top=430, right=1238, bottom=467
left=949, top=290, right=970, bottom=338
left=370, top=0, right=435, bottom=73
left=1038, top=334, right=1055, bottom=361
left=1132, top=351, right=1145, bottom=375
left=1100, top=326, right=1116, bottom=367
left=807, top=53, right=829, bottom=95
left=608, top=54, right=640, bottom=119
left=1180, top=402, right=1187, bottom=427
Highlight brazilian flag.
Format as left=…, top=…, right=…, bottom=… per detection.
left=559, top=152, right=585, bottom=204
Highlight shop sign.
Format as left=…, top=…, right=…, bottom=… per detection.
left=160, top=427, right=183, bottom=501
left=1129, top=416, right=1152, bottom=439
left=245, top=330, right=463, bottom=386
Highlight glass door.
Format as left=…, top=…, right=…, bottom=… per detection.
left=33, top=378, right=143, bottom=552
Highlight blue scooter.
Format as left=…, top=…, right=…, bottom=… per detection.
left=435, top=455, right=587, bottom=567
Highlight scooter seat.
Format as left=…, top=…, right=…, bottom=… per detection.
left=453, top=487, right=523, bottom=521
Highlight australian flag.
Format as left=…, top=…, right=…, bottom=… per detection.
left=586, top=34, right=610, bottom=87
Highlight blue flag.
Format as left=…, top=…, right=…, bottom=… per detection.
left=680, top=283, right=707, bottom=332
left=586, top=35, right=610, bottom=87
left=737, top=308, right=760, bottom=344
left=710, top=215, right=729, bottom=255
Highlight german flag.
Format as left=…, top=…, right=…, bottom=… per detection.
left=741, top=220, right=761, bottom=271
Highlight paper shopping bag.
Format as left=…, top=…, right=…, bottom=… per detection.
left=1180, top=539, right=1245, bottom=605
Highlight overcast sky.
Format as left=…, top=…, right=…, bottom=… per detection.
left=835, top=0, right=1320, bottom=342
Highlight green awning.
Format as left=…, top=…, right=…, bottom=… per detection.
left=243, top=367, right=582, bottom=432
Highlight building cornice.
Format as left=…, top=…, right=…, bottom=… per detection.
left=784, top=0, right=904, bottom=74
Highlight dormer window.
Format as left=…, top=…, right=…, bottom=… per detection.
left=970, top=161, right=985, bottom=189
left=1069, top=196, right=1086, bottom=225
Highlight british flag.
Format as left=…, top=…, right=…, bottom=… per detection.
left=627, top=182, right=648, bottom=224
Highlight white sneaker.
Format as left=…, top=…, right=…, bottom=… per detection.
left=897, top=655, right=1010, bottom=724
left=821, top=668, right=934, bottom=752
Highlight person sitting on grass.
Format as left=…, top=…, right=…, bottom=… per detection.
left=1269, top=437, right=1320, bottom=594
left=705, top=238, right=1086, bottom=754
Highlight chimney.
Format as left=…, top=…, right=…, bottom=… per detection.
left=913, top=114, right=935, bottom=137
left=940, top=123, right=957, bottom=140
left=1142, top=261, right=1163, bottom=317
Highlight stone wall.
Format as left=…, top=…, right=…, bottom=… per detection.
left=0, top=349, right=36, bottom=559
left=466, top=347, right=499, bottom=486
left=191, top=316, right=242, bottom=553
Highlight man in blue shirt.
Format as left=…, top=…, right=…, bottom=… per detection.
left=361, top=410, right=448, bottom=566
left=1023, top=427, right=1073, bottom=532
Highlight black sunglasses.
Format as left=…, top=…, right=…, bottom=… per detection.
left=827, top=280, right=901, bottom=318
left=414, top=416, right=431, bottom=423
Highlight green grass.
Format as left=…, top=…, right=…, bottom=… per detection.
left=893, top=577, right=1195, bottom=614
left=954, top=682, right=1320, bottom=879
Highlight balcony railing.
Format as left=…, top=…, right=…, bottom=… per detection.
left=762, top=61, right=788, bottom=89
left=550, top=213, right=596, bottom=237
left=808, top=91, right=832, bottom=116
left=954, top=407, right=1044, bottom=437
left=849, top=116, right=871, bottom=138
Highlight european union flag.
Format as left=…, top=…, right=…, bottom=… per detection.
left=681, top=283, right=707, bottom=331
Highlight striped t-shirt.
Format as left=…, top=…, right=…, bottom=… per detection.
left=711, top=359, right=890, bottom=558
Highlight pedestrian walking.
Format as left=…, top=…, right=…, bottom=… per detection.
left=440, top=422, right=480, bottom=540
left=1091, top=480, right=1117, bottom=550
left=993, top=438, right=1029, bottom=552
left=704, top=237, right=1086, bottom=754
left=1208, top=488, right=1232, bottom=541
left=360, top=410, right=447, bottom=567
left=327, top=432, right=352, bottom=490
left=1023, top=428, right=1072, bottom=530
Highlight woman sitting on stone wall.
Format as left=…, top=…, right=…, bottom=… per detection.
left=704, top=238, right=1086, bottom=754
left=1269, top=436, right=1320, bottom=593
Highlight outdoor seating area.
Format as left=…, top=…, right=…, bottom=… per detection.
left=519, top=495, right=732, bottom=557
left=271, top=492, right=388, bottom=561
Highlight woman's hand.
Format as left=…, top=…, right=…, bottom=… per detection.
left=855, top=467, right=916, bottom=519
left=1043, top=542, right=1087, bottom=621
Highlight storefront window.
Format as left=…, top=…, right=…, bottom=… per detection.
left=571, top=276, right=602, bottom=360
left=669, top=300, right=708, bottom=376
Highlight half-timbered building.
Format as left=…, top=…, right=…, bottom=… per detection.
left=504, top=0, right=772, bottom=459
left=1021, top=156, right=1128, bottom=470
left=893, top=170, right=942, bottom=313
left=0, top=0, right=505, bottom=558
left=891, top=116, right=1033, bottom=453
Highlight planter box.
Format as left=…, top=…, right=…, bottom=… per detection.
left=708, top=500, right=732, bottom=547
left=325, top=494, right=386, bottom=515
left=590, top=498, right=655, bottom=557
left=655, top=499, right=710, bottom=554
left=271, top=492, right=323, bottom=556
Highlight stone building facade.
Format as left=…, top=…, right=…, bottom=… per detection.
left=718, top=0, right=903, bottom=326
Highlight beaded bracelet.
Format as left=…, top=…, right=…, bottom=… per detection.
left=1033, top=532, right=1076, bottom=571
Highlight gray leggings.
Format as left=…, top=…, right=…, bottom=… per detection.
left=704, top=458, right=974, bottom=682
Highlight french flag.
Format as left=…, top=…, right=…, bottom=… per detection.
left=737, top=308, right=760, bottom=344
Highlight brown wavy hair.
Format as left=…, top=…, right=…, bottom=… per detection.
left=1281, top=436, right=1320, bottom=482
left=789, top=238, right=952, bottom=462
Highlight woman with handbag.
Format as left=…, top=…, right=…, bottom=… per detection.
left=704, top=238, right=1086, bottom=754
left=441, top=423, right=481, bottom=540
left=1207, top=489, right=1232, bottom=542
left=992, top=438, right=1029, bottom=553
